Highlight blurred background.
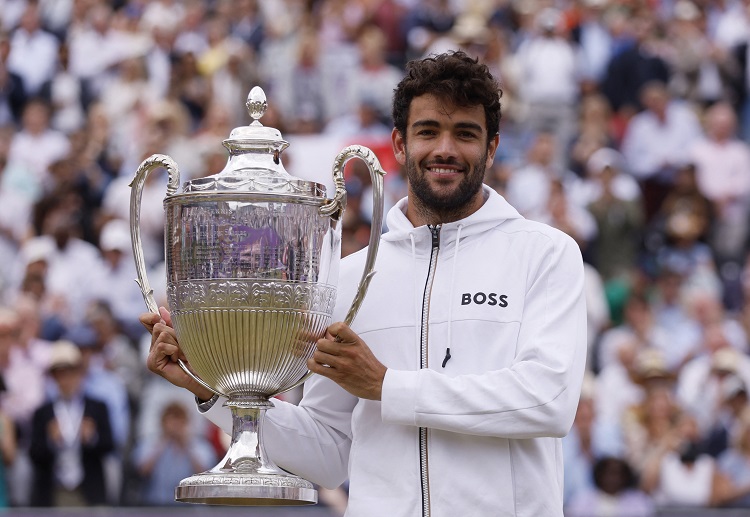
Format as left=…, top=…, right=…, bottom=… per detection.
left=3, top=0, right=750, bottom=515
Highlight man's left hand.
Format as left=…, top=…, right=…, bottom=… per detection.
left=309, top=322, right=386, bottom=400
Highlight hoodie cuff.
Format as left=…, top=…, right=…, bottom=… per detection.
left=381, top=369, right=420, bottom=426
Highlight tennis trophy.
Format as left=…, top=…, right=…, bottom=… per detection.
left=130, top=87, right=385, bottom=505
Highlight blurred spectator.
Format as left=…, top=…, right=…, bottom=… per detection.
left=347, top=25, right=403, bottom=125
left=665, top=1, right=735, bottom=109
left=29, top=340, right=114, bottom=507
left=717, top=407, right=750, bottom=507
left=0, top=376, right=15, bottom=509
left=7, top=98, right=70, bottom=201
left=585, top=148, right=644, bottom=283
left=324, top=96, right=392, bottom=138
left=13, top=194, right=106, bottom=330
left=677, top=340, right=750, bottom=437
left=623, top=383, right=684, bottom=473
left=59, top=324, right=130, bottom=504
left=514, top=7, right=580, bottom=167
left=704, top=373, right=750, bottom=457
left=94, top=218, right=151, bottom=340
left=597, top=294, right=671, bottom=372
left=566, top=456, right=655, bottom=517
left=132, top=401, right=216, bottom=506
left=43, top=43, right=86, bottom=135
left=600, top=14, right=670, bottom=130
left=649, top=265, right=703, bottom=369
left=286, top=28, right=330, bottom=134
left=0, top=30, right=26, bottom=127
left=84, top=300, right=142, bottom=404
left=538, top=178, right=597, bottom=252
left=99, top=57, right=159, bottom=134
left=640, top=412, right=736, bottom=508
left=689, top=101, right=750, bottom=307
left=568, top=94, right=618, bottom=174
left=563, top=373, right=624, bottom=505
left=6, top=4, right=59, bottom=98
left=67, top=3, right=131, bottom=107
left=571, top=0, right=614, bottom=93
left=505, top=131, right=583, bottom=221
left=621, top=81, right=703, bottom=221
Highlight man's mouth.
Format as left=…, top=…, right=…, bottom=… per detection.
left=426, top=164, right=464, bottom=175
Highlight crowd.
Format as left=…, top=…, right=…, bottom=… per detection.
left=1, top=0, right=750, bottom=514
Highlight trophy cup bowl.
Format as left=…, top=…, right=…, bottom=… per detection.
left=130, top=87, right=385, bottom=505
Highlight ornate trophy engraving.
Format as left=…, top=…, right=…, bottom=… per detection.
left=130, top=87, right=386, bottom=505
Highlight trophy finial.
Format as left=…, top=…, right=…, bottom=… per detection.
left=246, top=86, right=267, bottom=124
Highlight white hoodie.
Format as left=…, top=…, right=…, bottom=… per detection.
left=202, top=186, right=587, bottom=517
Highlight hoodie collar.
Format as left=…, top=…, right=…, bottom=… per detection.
left=382, top=185, right=522, bottom=252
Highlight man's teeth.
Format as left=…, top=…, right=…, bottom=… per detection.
left=430, top=168, right=457, bottom=174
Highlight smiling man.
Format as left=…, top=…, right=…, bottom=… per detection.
left=143, top=51, right=587, bottom=517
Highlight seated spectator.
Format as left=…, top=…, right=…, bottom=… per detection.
left=566, top=456, right=655, bottom=517
left=622, top=383, right=683, bottom=474
left=563, top=373, right=624, bottom=505
left=640, top=412, right=736, bottom=509
left=705, top=374, right=750, bottom=457
left=131, top=401, right=216, bottom=506
left=677, top=329, right=750, bottom=436
left=717, top=407, right=750, bottom=507
left=0, top=374, right=16, bottom=508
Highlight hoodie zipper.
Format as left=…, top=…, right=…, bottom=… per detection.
left=419, top=224, right=441, bottom=517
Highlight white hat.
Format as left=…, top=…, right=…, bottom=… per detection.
left=587, top=148, right=626, bottom=176
left=722, top=374, right=747, bottom=400
left=21, top=238, right=54, bottom=265
left=100, top=218, right=131, bottom=252
left=48, top=340, right=82, bottom=371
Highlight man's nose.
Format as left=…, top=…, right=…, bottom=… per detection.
left=433, top=132, right=459, bottom=159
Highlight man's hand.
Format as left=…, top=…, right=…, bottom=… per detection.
left=309, top=322, right=386, bottom=400
left=140, top=307, right=215, bottom=402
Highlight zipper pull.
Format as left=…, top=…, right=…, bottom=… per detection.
left=429, top=224, right=441, bottom=249
left=441, top=347, right=451, bottom=368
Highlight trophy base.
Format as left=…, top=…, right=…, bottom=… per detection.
left=175, top=471, right=317, bottom=506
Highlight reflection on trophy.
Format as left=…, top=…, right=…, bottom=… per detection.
left=129, top=87, right=385, bottom=505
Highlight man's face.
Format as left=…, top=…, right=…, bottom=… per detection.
left=392, top=94, right=498, bottom=224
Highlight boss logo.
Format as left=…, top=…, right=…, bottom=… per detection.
left=461, top=292, right=508, bottom=307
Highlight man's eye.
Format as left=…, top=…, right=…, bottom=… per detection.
left=459, top=132, right=478, bottom=139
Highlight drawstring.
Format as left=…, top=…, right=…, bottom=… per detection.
left=410, top=232, right=420, bottom=362
left=443, top=224, right=463, bottom=368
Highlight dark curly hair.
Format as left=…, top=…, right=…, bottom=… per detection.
left=392, top=51, right=502, bottom=146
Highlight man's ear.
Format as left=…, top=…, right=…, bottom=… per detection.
left=486, top=134, right=500, bottom=168
left=392, top=128, right=406, bottom=166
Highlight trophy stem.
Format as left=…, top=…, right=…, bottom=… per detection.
left=175, top=404, right=317, bottom=505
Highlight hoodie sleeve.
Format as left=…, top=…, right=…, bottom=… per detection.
left=381, top=232, right=587, bottom=439
left=200, top=374, right=357, bottom=489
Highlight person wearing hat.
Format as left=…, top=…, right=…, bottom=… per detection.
left=28, top=340, right=113, bottom=507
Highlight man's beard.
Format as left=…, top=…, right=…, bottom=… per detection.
left=406, top=150, right=487, bottom=222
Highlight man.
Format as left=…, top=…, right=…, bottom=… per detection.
left=28, top=340, right=114, bottom=507
left=143, top=51, right=587, bottom=516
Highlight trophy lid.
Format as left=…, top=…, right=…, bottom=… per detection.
left=182, top=86, right=326, bottom=198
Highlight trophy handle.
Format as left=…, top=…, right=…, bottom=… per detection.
left=129, top=154, right=228, bottom=399
left=273, top=145, right=386, bottom=398
left=129, top=153, right=179, bottom=314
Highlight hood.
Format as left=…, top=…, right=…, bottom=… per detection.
left=382, top=185, right=523, bottom=251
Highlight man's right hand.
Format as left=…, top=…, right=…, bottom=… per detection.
left=140, top=307, right=215, bottom=402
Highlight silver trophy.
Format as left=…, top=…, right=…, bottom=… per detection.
left=130, top=87, right=385, bottom=505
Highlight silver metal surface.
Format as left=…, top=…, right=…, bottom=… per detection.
left=129, top=86, right=385, bottom=505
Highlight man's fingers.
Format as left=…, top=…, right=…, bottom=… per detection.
left=326, top=322, right=356, bottom=343
left=159, top=306, right=173, bottom=326
left=139, top=312, right=160, bottom=332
